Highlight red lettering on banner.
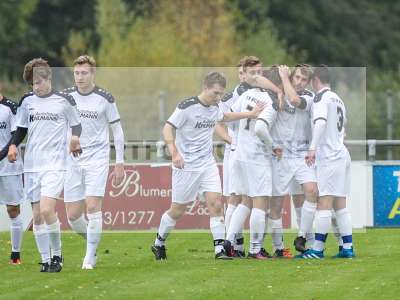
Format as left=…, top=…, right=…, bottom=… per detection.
left=56, top=164, right=291, bottom=230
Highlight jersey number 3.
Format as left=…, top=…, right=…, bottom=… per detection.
left=337, top=106, right=344, bottom=132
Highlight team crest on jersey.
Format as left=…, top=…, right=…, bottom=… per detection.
left=0, top=122, right=6, bottom=129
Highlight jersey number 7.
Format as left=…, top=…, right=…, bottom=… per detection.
left=244, top=104, right=253, bottom=130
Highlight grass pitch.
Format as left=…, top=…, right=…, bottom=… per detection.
left=0, top=229, right=399, bottom=300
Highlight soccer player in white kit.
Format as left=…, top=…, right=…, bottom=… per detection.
left=267, top=65, right=318, bottom=256
left=219, top=56, right=282, bottom=257
left=226, top=68, right=279, bottom=259
left=63, top=55, right=125, bottom=269
left=0, top=86, right=24, bottom=265
left=151, top=72, right=263, bottom=260
left=299, top=65, right=354, bottom=259
left=5, top=58, right=82, bottom=272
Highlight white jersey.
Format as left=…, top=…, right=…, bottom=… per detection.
left=0, top=97, right=23, bottom=176
left=219, top=82, right=252, bottom=148
left=312, top=87, right=347, bottom=160
left=65, top=86, right=121, bottom=165
left=231, top=88, right=277, bottom=164
left=167, top=96, right=224, bottom=171
left=15, top=91, right=81, bottom=172
left=271, top=89, right=314, bottom=158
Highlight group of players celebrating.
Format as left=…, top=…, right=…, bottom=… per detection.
left=152, top=56, right=354, bottom=261
left=0, top=54, right=354, bottom=272
left=0, top=55, right=125, bottom=272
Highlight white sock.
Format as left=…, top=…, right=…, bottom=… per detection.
left=295, top=207, right=302, bottom=228
left=225, top=204, right=237, bottom=232
left=299, top=200, right=317, bottom=238
left=268, top=217, right=283, bottom=251
left=155, top=212, right=176, bottom=246
left=335, top=208, right=353, bottom=249
left=331, top=211, right=343, bottom=247
left=249, top=208, right=265, bottom=254
left=68, top=215, right=87, bottom=240
left=10, top=215, right=23, bottom=252
left=33, top=224, right=51, bottom=264
left=313, top=210, right=332, bottom=252
left=86, top=212, right=102, bottom=260
left=226, top=204, right=250, bottom=244
left=210, top=216, right=225, bottom=254
left=47, top=220, right=62, bottom=257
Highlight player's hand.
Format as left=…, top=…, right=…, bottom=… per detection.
left=305, top=150, right=316, bottom=166
left=273, top=147, right=283, bottom=160
left=172, top=152, right=184, bottom=169
left=278, top=65, right=290, bottom=79
left=249, top=101, right=266, bottom=118
left=7, top=144, right=18, bottom=163
left=69, top=136, right=82, bottom=157
left=113, top=163, right=125, bottom=186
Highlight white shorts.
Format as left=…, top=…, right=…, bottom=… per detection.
left=316, top=151, right=351, bottom=197
left=24, top=171, right=65, bottom=203
left=272, top=157, right=316, bottom=196
left=231, top=160, right=272, bottom=197
left=0, top=175, right=24, bottom=206
left=223, top=147, right=238, bottom=197
left=172, top=163, right=221, bottom=204
left=64, top=162, right=109, bottom=202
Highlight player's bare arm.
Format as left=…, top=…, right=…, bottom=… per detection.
left=222, top=101, right=265, bottom=122
left=278, top=65, right=302, bottom=106
left=214, top=122, right=232, bottom=144
left=163, top=122, right=184, bottom=169
left=248, top=74, right=284, bottom=109
left=248, top=74, right=282, bottom=96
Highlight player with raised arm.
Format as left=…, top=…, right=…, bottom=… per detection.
left=218, top=56, right=282, bottom=257
left=63, top=55, right=125, bottom=269
left=226, top=68, right=279, bottom=259
left=298, top=65, right=354, bottom=259
left=151, top=71, right=263, bottom=260
left=2, top=58, right=82, bottom=272
left=0, top=83, right=24, bottom=265
left=267, top=65, right=318, bottom=256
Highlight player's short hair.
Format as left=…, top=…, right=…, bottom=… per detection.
left=73, top=55, right=96, bottom=68
left=23, top=58, right=52, bottom=85
left=240, top=56, right=262, bottom=71
left=312, top=64, right=330, bottom=84
left=290, top=64, right=313, bottom=82
left=203, top=71, right=226, bottom=88
left=263, top=65, right=282, bottom=87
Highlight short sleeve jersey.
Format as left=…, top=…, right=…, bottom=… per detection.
left=270, top=89, right=314, bottom=158
left=16, top=90, right=81, bottom=172
left=231, top=88, right=277, bottom=164
left=0, top=97, right=23, bottom=175
left=65, top=86, right=121, bottom=165
left=312, top=87, right=347, bottom=160
left=167, top=96, right=224, bottom=171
